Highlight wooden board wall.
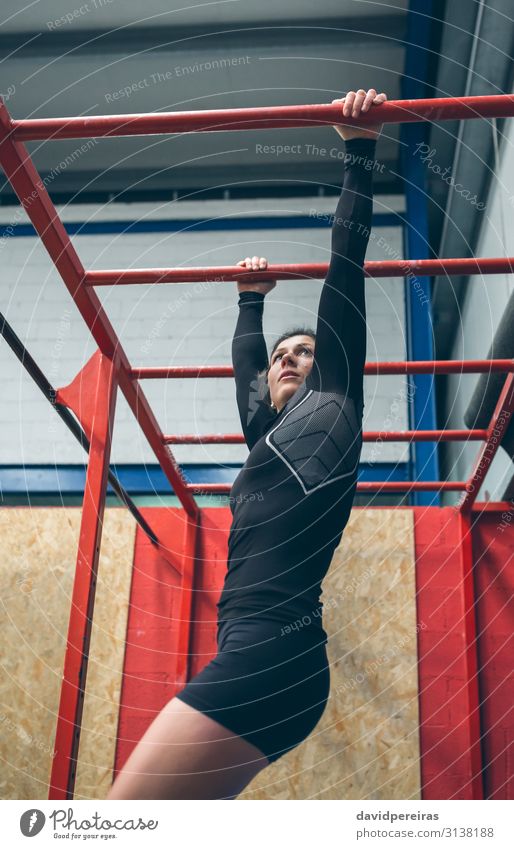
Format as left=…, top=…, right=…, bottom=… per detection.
left=0, top=508, right=136, bottom=800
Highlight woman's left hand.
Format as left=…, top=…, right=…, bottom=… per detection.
left=332, top=88, right=387, bottom=141
left=236, top=256, right=276, bottom=295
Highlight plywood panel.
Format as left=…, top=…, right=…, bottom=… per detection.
left=242, top=508, right=420, bottom=799
left=0, top=508, right=136, bottom=800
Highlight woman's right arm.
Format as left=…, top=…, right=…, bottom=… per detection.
left=307, top=88, right=386, bottom=404
left=232, top=257, right=276, bottom=449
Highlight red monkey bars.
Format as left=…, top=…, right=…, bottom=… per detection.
left=1, top=93, right=514, bottom=801
left=9, top=94, right=514, bottom=140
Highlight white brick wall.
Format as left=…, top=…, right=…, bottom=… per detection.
left=443, top=120, right=514, bottom=503
left=0, top=195, right=408, bottom=467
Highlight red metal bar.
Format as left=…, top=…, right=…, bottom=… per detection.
left=459, top=372, right=514, bottom=512
left=0, top=97, right=198, bottom=520
left=182, top=481, right=467, bottom=495
left=85, top=256, right=514, bottom=286
left=175, top=513, right=199, bottom=688
left=163, top=429, right=488, bottom=445
left=471, top=501, right=514, bottom=512
left=9, top=95, right=514, bottom=142
left=49, top=352, right=118, bottom=800
left=132, top=360, right=514, bottom=379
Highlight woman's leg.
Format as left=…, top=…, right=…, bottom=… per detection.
left=106, top=696, right=270, bottom=800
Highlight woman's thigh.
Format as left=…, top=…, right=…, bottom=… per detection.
left=106, top=696, right=270, bottom=800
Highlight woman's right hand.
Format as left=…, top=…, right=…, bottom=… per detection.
left=236, top=256, right=277, bottom=295
left=332, top=88, right=387, bottom=141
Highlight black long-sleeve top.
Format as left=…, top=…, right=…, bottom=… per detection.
left=216, top=137, right=377, bottom=638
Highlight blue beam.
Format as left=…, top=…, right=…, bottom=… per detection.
left=0, top=213, right=400, bottom=239
left=0, top=462, right=409, bottom=496
left=401, top=0, right=440, bottom=506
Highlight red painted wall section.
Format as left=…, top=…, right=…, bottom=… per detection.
left=471, top=511, right=514, bottom=799
left=414, top=506, right=514, bottom=800
left=114, top=506, right=232, bottom=774
left=413, top=507, right=482, bottom=800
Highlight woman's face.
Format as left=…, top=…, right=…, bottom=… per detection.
left=267, top=334, right=315, bottom=412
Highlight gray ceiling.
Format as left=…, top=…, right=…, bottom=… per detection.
left=0, top=0, right=409, bottom=200
left=1, top=0, right=410, bottom=31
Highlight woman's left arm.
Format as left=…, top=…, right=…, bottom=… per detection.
left=232, top=258, right=277, bottom=449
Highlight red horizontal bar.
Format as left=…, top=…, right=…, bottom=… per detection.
left=163, top=429, right=488, bottom=445
left=132, top=360, right=514, bottom=379
left=471, top=501, right=514, bottom=512
left=9, top=95, right=514, bottom=142
left=184, top=481, right=467, bottom=494
left=85, top=256, right=514, bottom=286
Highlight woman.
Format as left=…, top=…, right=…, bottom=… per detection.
left=107, top=87, right=387, bottom=800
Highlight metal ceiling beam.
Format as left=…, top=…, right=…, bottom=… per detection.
left=431, top=0, right=514, bottom=358
left=0, top=16, right=407, bottom=58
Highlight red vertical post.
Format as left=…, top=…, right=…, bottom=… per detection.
left=175, top=512, right=200, bottom=687
left=48, top=352, right=119, bottom=799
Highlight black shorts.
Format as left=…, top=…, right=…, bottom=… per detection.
left=175, top=616, right=330, bottom=765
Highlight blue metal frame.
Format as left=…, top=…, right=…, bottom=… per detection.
left=1, top=213, right=399, bottom=239
left=401, top=0, right=440, bottom=506
left=0, top=462, right=410, bottom=497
